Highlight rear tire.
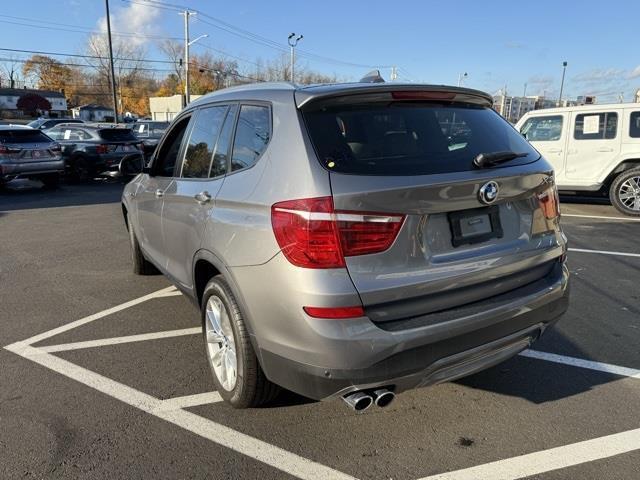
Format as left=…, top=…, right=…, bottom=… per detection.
left=68, top=156, right=92, bottom=183
left=202, top=275, right=280, bottom=408
left=127, top=215, right=158, bottom=275
left=609, top=168, right=640, bottom=216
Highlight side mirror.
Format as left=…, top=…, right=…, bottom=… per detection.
left=119, top=154, right=145, bottom=177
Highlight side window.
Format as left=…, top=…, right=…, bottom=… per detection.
left=153, top=116, right=190, bottom=177
left=520, top=115, right=563, bottom=141
left=46, top=129, right=63, bottom=140
left=210, top=105, right=237, bottom=178
left=231, top=105, right=271, bottom=172
left=180, top=106, right=227, bottom=179
left=629, top=112, right=640, bottom=138
left=574, top=112, right=618, bottom=140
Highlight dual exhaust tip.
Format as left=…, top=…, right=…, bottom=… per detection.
left=342, top=388, right=395, bottom=412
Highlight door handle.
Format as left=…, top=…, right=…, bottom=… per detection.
left=596, top=147, right=614, bottom=152
left=547, top=148, right=563, bottom=153
left=194, top=191, right=212, bottom=204
left=155, top=189, right=164, bottom=198
left=127, top=191, right=136, bottom=198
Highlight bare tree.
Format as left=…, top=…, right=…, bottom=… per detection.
left=158, top=39, right=183, bottom=86
left=1, top=56, right=24, bottom=89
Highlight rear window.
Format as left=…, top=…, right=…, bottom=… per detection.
left=303, top=103, right=539, bottom=175
left=98, top=129, right=137, bottom=141
left=134, top=122, right=168, bottom=137
left=0, top=130, right=52, bottom=144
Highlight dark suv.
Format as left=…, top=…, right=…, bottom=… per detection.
left=46, top=123, right=143, bottom=181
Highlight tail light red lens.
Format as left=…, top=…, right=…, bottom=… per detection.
left=0, top=145, right=20, bottom=154
left=96, top=144, right=109, bottom=154
left=303, top=306, right=365, bottom=319
left=538, top=185, right=560, bottom=220
left=271, top=196, right=404, bottom=269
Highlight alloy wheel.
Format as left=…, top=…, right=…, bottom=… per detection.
left=205, top=295, right=237, bottom=391
left=618, top=176, right=640, bottom=211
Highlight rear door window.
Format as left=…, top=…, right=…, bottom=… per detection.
left=302, top=103, right=539, bottom=175
left=520, top=115, right=563, bottom=141
left=210, top=105, right=237, bottom=178
left=180, top=106, right=227, bottom=179
left=230, top=104, right=271, bottom=172
left=574, top=112, right=618, bottom=140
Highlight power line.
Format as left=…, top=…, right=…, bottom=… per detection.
left=0, top=47, right=176, bottom=65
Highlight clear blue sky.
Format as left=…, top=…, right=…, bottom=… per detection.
left=1, top=0, right=638, bottom=102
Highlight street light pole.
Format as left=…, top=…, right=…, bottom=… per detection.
left=287, top=33, right=303, bottom=83
left=558, top=61, right=568, bottom=107
left=104, top=0, right=118, bottom=123
left=457, top=72, right=468, bottom=87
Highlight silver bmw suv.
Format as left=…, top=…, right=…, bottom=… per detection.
left=122, top=82, right=569, bottom=412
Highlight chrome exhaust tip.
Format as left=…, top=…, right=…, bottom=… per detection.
left=342, top=392, right=373, bottom=412
left=372, top=389, right=395, bottom=408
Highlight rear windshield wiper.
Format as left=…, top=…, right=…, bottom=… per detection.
left=473, top=151, right=529, bottom=168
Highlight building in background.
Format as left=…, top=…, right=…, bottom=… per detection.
left=148, top=95, right=203, bottom=121
left=71, top=104, right=115, bottom=122
left=0, top=88, right=67, bottom=117
left=493, top=94, right=537, bottom=123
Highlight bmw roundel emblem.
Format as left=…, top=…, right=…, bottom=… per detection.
left=479, top=181, right=499, bottom=205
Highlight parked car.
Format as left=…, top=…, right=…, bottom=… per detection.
left=0, top=125, right=64, bottom=188
left=46, top=123, right=143, bottom=181
left=27, top=118, right=84, bottom=130
left=517, top=104, right=640, bottom=216
left=121, top=82, right=569, bottom=411
left=130, top=121, right=170, bottom=160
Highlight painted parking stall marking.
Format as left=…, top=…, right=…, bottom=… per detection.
left=5, top=280, right=640, bottom=480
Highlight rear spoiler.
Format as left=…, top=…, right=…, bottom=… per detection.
left=295, top=84, right=493, bottom=110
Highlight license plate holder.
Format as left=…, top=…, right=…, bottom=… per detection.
left=448, top=206, right=503, bottom=247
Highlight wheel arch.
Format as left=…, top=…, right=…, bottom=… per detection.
left=602, top=159, right=640, bottom=191
left=192, top=249, right=261, bottom=353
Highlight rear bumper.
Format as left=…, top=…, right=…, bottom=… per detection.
left=0, top=159, right=65, bottom=178
left=239, top=259, right=569, bottom=401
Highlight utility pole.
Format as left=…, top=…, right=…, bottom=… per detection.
left=457, top=72, right=468, bottom=87
left=181, top=10, right=195, bottom=106
left=104, top=0, right=119, bottom=123
left=501, top=84, right=507, bottom=119
left=390, top=66, right=398, bottom=81
left=558, top=61, right=568, bottom=107
left=287, top=33, right=303, bottom=83
left=517, top=82, right=527, bottom=121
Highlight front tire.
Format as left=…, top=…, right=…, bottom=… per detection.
left=127, top=215, right=158, bottom=275
left=610, top=168, right=640, bottom=216
left=40, top=173, right=60, bottom=190
left=202, top=275, right=279, bottom=408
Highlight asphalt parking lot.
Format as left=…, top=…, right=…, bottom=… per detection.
left=1, top=181, right=640, bottom=480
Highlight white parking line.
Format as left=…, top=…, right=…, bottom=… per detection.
left=158, top=392, right=223, bottom=411
left=562, top=213, right=640, bottom=222
left=520, top=349, right=640, bottom=379
left=3, top=342, right=356, bottom=480
left=40, top=327, right=201, bottom=353
left=25, top=286, right=177, bottom=345
left=418, top=427, right=640, bottom=480
left=568, top=247, right=640, bottom=258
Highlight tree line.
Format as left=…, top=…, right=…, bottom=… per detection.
left=0, top=38, right=341, bottom=117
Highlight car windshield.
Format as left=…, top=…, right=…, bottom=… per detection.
left=303, top=102, right=539, bottom=175
left=98, top=129, right=137, bottom=141
left=27, top=119, right=44, bottom=128
left=0, top=130, right=52, bottom=144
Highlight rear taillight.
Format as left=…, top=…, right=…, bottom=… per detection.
left=271, top=196, right=404, bottom=269
left=50, top=143, right=61, bottom=153
left=537, top=185, right=560, bottom=219
left=0, top=145, right=20, bottom=154
left=303, top=306, right=365, bottom=319
left=96, top=144, right=109, bottom=154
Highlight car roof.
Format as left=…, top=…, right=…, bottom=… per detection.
left=49, top=122, right=130, bottom=130
left=521, top=102, right=640, bottom=117
left=189, top=81, right=493, bottom=109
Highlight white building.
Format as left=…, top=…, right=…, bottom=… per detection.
left=71, top=104, right=115, bottom=122
left=493, top=95, right=537, bottom=123
left=0, top=88, right=67, bottom=116
left=149, top=94, right=203, bottom=121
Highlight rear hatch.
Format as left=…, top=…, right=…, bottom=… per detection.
left=297, top=86, right=565, bottom=327
left=0, top=129, right=59, bottom=162
left=97, top=128, right=143, bottom=154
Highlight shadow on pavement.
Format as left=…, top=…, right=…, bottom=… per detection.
left=0, top=179, right=125, bottom=212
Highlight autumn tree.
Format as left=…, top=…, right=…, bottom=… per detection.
left=17, top=93, right=51, bottom=116
left=22, top=55, right=75, bottom=93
